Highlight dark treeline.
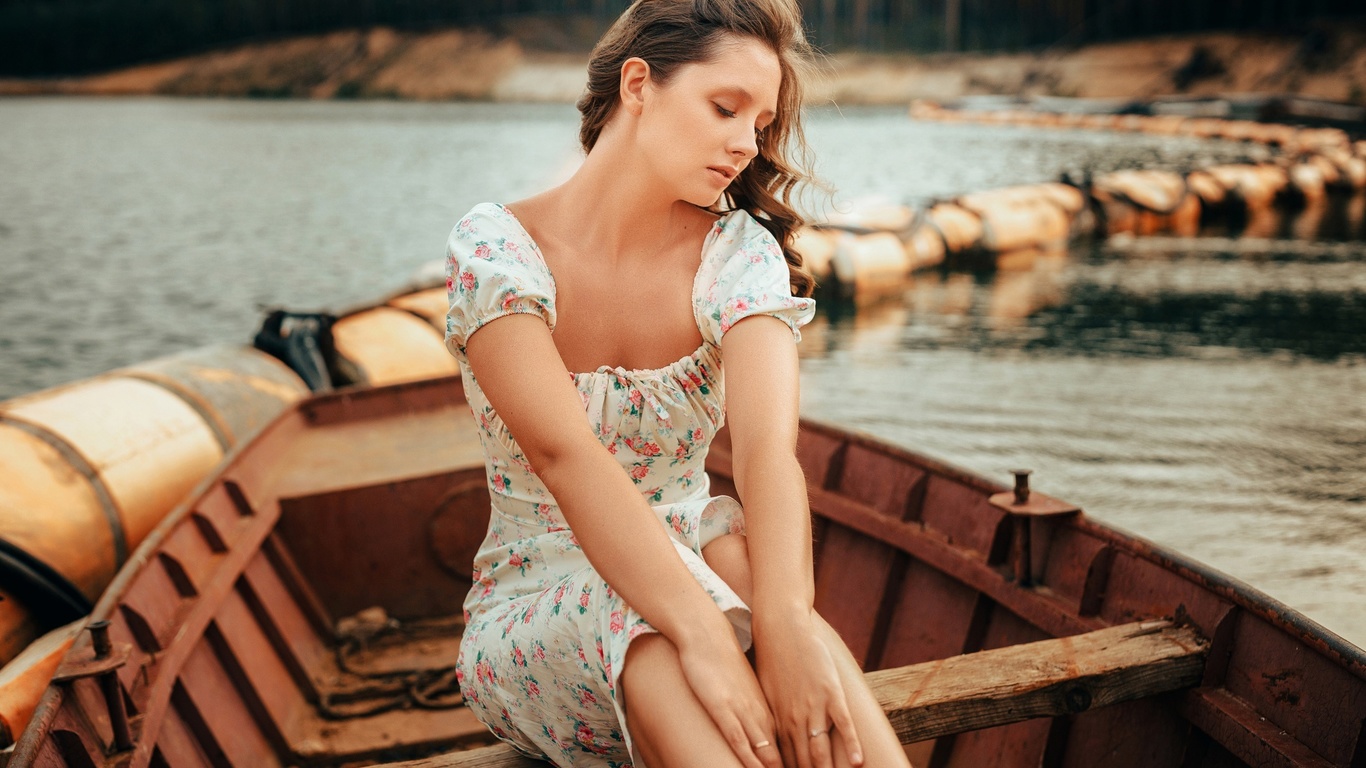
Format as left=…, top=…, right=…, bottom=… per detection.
left=1, top=0, right=1360, bottom=76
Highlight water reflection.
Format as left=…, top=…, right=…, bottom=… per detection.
left=1200, top=190, right=1366, bottom=242
left=1300, top=191, right=1366, bottom=242
left=808, top=239, right=1366, bottom=362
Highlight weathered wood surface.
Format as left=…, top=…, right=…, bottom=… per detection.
left=1181, top=687, right=1338, bottom=768
left=867, top=619, right=1207, bottom=745
left=377, top=620, right=1207, bottom=767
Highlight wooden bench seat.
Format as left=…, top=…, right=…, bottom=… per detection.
left=382, top=620, right=1207, bottom=767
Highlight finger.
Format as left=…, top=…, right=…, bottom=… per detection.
left=808, top=718, right=834, bottom=768
left=721, top=714, right=765, bottom=768
left=753, top=737, right=783, bottom=768
left=779, top=725, right=798, bottom=768
left=791, top=719, right=815, bottom=768
left=749, top=712, right=783, bottom=768
left=830, top=694, right=865, bottom=767
left=740, top=715, right=778, bottom=768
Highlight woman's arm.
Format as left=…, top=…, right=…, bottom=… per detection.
left=722, top=315, right=865, bottom=768
left=464, top=314, right=780, bottom=768
left=720, top=315, right=813, bottom=619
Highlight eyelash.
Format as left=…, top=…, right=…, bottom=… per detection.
left=714, top=103, right=765, bottom=137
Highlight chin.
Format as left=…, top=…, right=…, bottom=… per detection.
left=682, top=187, right=724, bottom=208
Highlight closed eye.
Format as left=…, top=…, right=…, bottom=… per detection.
left=715, top=103, right=766, bottom=137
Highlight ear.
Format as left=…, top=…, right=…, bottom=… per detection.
left=619, top=57, right=651, bottom=117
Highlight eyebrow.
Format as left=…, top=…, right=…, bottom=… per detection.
left=714, top=86, right=777, bottom=120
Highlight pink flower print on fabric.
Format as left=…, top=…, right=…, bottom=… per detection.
left=575, top=721, right=609, bottom=756
left=624, top=436, right=660, bottom=456
left=576, top=683, right=600, bottom=709
left=500, top=238, right=527, bottom=265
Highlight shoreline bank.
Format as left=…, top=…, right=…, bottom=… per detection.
left=2, top=25, right=1365, bottom=107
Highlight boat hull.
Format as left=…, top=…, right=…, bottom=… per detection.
left=12, top=374, right=1366, bottom=767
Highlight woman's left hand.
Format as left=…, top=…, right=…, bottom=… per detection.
left=753, top=610, right=864, bottom=768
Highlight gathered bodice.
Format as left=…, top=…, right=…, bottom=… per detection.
left=463, top=339, right=724, bottom=531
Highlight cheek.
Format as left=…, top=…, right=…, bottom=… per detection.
left=661, top=99, right=720, bottom=148
left=645, top=123, right=690, bottom=175
left=645, top=104, right=689, bottom=150
left=649, top=111, right=706, bottom=167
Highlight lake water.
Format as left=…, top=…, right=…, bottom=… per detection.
left=1, top=98, right=1363, bottom=647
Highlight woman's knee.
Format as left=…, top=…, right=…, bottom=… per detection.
left=619, top=633, right=747, bottom=768
left=701, top=533, right=754, bottom=602
left=619, top=632, right=672, bottom=702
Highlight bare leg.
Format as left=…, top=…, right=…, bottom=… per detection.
left=703, top=534, right=912, bottom=768
left=620, top=633, right=748, bottom=768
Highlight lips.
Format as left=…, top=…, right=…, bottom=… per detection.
left=708, top=166, right=738, bottom=182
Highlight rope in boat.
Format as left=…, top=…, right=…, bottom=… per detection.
left=318, top=613, right=466, bottom=720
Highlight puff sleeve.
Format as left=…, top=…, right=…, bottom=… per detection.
left=696, top=211, right=816, bottom=347
left=444, top=204, right=556, bottom=359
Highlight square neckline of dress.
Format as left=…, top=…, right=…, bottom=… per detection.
left=491, top=201, right=729, bottom=380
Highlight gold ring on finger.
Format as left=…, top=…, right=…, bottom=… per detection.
left=809, top=728, right=828, bottom=738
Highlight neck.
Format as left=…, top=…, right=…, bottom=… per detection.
left=546, top=130, right=702, bottom=264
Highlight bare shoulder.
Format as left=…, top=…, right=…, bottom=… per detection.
left=501, top=190, right=591, bottom=260
left=502, top=192, right=550, bottom=229
left=504, top=190, right=552, bottom=220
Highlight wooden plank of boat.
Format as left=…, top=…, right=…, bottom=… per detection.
left=870, top=619, right=1206, bottom=743
left=11, top=375, right=1366, bottom=768
left=375, top=619, right=1207, bottom=767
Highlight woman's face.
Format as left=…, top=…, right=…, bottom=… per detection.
left=636, top=35, right=782, bottom=207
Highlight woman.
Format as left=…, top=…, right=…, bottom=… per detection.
left=444, top=2, right=911, bottom=767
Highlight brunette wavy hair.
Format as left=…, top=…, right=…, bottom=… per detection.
left=576, top=0, right=819, bottom=298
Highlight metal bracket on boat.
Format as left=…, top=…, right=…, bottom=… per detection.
left=989, top=470, right=1080, bottom=587
left=52, top=620, right=135, bottom=752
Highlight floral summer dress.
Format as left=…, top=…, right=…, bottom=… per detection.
left=444, top=202, right=815, bottom=767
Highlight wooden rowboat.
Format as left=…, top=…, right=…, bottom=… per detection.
left=10, top=373, right=1366, bottom=767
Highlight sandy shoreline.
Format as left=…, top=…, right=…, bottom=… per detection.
left=2, top=25, right=1364, bottom=107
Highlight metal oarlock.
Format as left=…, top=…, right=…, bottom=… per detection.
left=53, top=619, right=134, bottom=752
left=989, top=469, right=1080, bottom=587
left=1011, top=468, right=1033, bottom=504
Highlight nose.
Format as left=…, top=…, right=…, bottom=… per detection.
left=728, top=125, right=759, bottom=162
